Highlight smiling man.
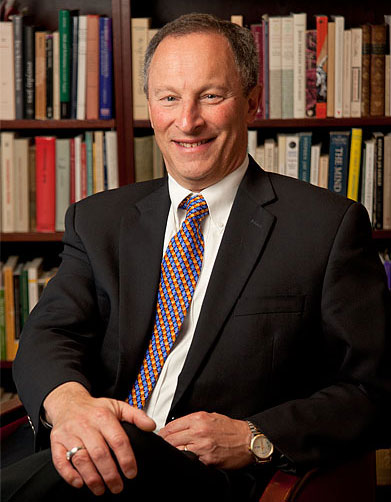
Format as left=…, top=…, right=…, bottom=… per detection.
left=3, top=13, right=391, bottom=502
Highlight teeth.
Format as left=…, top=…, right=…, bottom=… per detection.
left=178, top=140, right=208, bottom=148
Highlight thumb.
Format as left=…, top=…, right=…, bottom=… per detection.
left=119, top=401, right=156, bottom=431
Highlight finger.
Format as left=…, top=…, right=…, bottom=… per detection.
left=159, top=415, right=192, bottom=439
left=66, top=443, right=107, bottom=496
left=120, top=403, right=156, bottom=431
left=51, top=441, right=84, bottom=490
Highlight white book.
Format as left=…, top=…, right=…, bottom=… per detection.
left=152, top=136, right=164, bottom=179
left=254, top=146, right=264, bottom=168
left=105, top=131, right=119, bottom=189
left=55, top=138, right=70, bottom=231
left=281, top=16, right=294, bottom=119
left=76, top=16, right=87, bottom=120
left=342, top=30, right=351, bottom=117
left=350, top=28, right=362, bottom=118
left=264, top=138, right=276, bottom=172
left=27, top=257, right=43, bottom=313
left=230, top=15, right=243, bottom=26
left=0, top=22, right=15, bottom=119
left=93, top=131, right=104, bottom=193
left=333, top=16, right=345, bottom=118
left=131, top=18, right=151, bottom=120
left=14, top=138, right=29, bottom=232
left=269, top=17, right=282, bottom=119
left=310, top=144, right=321, bottom=186
left=277, top=134, right=286, bottom=175
left=247, top=130, right=257, bottom=158
left=285, top=135, right=299, bottom=178
left=74, top=134, right=83, bottom=202
left=318, top=154, right=329, bottom=189
left=1, top=132, right=15, bottom=232
left=53, top=31, right=60, bottom=119
left=363, top=138, right=375, bottom=224
left=292, top=13, right=307, bottom=118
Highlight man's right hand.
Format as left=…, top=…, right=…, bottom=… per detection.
left=43, top=382, right=156, bottom=496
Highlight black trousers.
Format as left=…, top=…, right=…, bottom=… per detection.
left=1, top=423, right=274, bottom=502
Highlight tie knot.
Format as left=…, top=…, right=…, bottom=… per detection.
left=180, top=194, right=209, bottom=223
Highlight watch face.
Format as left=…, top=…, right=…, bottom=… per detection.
left=252, top=435, right=273, bottom=459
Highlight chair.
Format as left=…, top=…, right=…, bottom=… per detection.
left=259, top=452, right=376, bottom=502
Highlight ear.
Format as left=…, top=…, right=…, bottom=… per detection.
left=246, top=84, right=261, bottom=125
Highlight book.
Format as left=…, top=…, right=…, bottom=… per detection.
left=86, top=15, right=100, bottom=120
left=13, top=15, right=24, bottom=119
left=81, top=141, right=87, bottom=199
left=347, top=128, right=363, bottom=201
left=342, top=29, right=351, bottom=117
left=305, top=29, right=317, bottom=118
left=373, top=132, right=384, bottom=229
left=152, top=137, right=165, bottom=179
left=362, top=138, right=375, bottom=224
left=361, top=24, right=371, bottom=117
left=53, top=31, right=60, bottom=119
left=28, top=143, right=36, bottom=231
left=315, top=15, right=328, bottom=119
left=105, top=131, right=119, bottom=189
left=99, top=17, right=113, bottom=119
left=35, top=31, right=47, bottom=120
left=19, top=263, right=29, bottom=330
left=370, top=24, right=386, bottom=117
left=13, top=263, right=23, bottom=341
left=251, top=24, right=265, bottom=119
left=264, top=138, right=277, bottom=173
left=59, top=9, right=71, bottom=118
left=85, top=131, right=94, bottom=196
left=310, top=143, right=321, bottom=186
left=23, top=24, right=35, bottom=119
left=268, top=16, right=282, bottom=119
left=247, top=130, right=257, bottom=158
left=70, top=12, right=79, bottom=119
left=382, top=134, right=391, bottom=230
left=55, top=138, right=71, bottom=232
left=285, top=135, right=299, bottom=179
left=76, top=15, right=87, bottom=120
left=298, top=132, right=312, bottom=182
left=230, top=16, right=243, bottom=26
left=14, top=138, right=29, bottom=232
left=93, top=131, right=104, bottom=193
left=277, top=134, right=286, bottom=175
left=131, top=17, right=151, bottom=120
left=27, top=257, right=43, bottom=313
left=350, top=28, right=362, bottom=118
left=386, top=55, right=390, bottom=117
left=134, top=135, right=153, bottom=182
left=46, top=33, right=54, bottom=119
left=318, top=154, right=329, bottom=189
left=328, top=131, right=350, bottom=196
left=3, top=256, right=19, bottom=361
left=35, top=136, right=56, bottom=232
left=281, top=16, right=294, bottom=119
left=292, top=13, right=307, bottom=118
left=69, top=138, right=76, bottom=204
left=263, top=14, right=270, bottom=119
left=326, top=22, right=335, bottom=117
left=1, top=132, right=15, bottom=232
left=0, top=263, right=6, bottom=360
left=333, top=16, right=344, bottom=118
left=74, top=134, right=82, bottom=201
left=0, top=21, right=15, bottom=119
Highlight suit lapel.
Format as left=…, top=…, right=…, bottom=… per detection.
left=171, top=161, right=277, bottom=411
left=116, top=180, right=170, bottom=398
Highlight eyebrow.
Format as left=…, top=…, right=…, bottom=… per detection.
left=152, top=85, right=231, bottom=96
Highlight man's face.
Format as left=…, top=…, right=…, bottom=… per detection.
left=147, top=32, right=260, bottom=191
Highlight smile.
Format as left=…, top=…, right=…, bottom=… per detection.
left=174, top=139, right=214, bottom=148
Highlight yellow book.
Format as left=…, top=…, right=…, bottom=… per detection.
left=347, top=128, right=363, bottom=201
left=3, top=256, right=19, bottom=361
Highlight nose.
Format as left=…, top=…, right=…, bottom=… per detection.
left=176, top=99, right=205, bottom=134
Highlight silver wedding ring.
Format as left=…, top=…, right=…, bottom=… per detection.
left=184, top=445, right=188, bottom=452
left=66, top=446, right=85, bottom=461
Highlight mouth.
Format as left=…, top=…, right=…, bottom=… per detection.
left=173, top=138, right=215, bottom=149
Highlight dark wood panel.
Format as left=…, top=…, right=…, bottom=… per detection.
left=1, top=120, right=115, bottom=130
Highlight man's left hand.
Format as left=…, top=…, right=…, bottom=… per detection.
left=159, top=412, right=253, bottom=469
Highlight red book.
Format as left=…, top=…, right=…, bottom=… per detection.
left=315, top=15, right=328, bottom=118
left=35, top=137, right=56, bottom=232
left=81, top=141, right=87, bottom=199
left=70, top=138, right=76, bottom=204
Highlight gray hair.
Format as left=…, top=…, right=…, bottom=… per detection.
left=143, top=13, right=259, bottom=97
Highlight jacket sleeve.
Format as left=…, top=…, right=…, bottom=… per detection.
left=251, top=202, right=391, bottom=472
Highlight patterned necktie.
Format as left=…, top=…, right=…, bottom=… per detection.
left=129, top=194, right=209, bottom=409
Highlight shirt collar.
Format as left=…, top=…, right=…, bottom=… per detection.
left=168, top=155, right=249, bottom=229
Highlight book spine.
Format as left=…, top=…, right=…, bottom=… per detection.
left=0, top=22, right=15, bottom=120
left=347, top=128, right=363, bottom=201
left=318, top=154, right=329, bottom=189
left=13, top=267, right=21, bottom=341
left=382, top=135, right=391, bottom=229
left=35, top=31, right=47, bottom=120
left=35, top=137, right=56, bottom=232
left=55, top=138, right=71, bottom=232
left=328, top=131, right=350, bottom=196
left=71, top=14, right=79, bottom=119
left=285, top=135, right=299, bottom=179
left=53, top=31, right=60, bottom=119
left=70, top=138, right=76, bottom=204
left=85, top=131, right=94, bottom=195
left=14, top=138, right=29, bottom=232
left=327, top=22, right=335, bottom=117
left=293, top=13, right=307, bottom=118
left=76, top=16, right=87, bottom=120
left=19, top=267, right=29, bottom=330
left=0, top=285, right=6, bottom=360
left=93, top=131, right=104, bottom=193
left=99, top=17, right=113, bottom=119
left=281, top=16, right=293, bottom=119
left=86, top=15, right=100, bottom=120
left=28, top=144, right=36, bottom=231
left=263, top=15, right=270, bottom=119
left=46, top=34, right=54, bottom=119
left=363, top=139, right=375, bottom=224
left=13, top=15, right=24, bottom=119
left=333, top=16, right=344, bottom=118
left=59, top=9, right=71, bottom=118
left=105, top=131, right=119, bottom=189
left=298, top=132, right=312, bottom=182
left=268, top=17, right=282, bottom=119
left=370, top=24, right=386, bottom=116
left=74, top=135, right=82, bottom=202
left=131, top=17, right=151, bottom=120
left=350, top=28, right=362, bottom=118
left=305, top=29, right=317, bottom=118
left=1, top=132, right=15, bottom=232
left=386, top=55, right=390, bottom=117
left=342, top=29, right=351, bottom=117
left=23, top=24, right=35, bottom=119
left=361, top=25, right=371, bottom=117
left=373, top=133, right=384, bottom=229
left=310, top=144, right=321, bottom=186
left=4, top=263, right=17, bottom=360
left=81, top=141, right=87, bottom=199
left=315, top=16, right=328, bottom=119
left=251, top=24, right=265, bottom=119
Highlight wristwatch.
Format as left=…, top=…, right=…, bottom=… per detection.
left=246, top=420, right=274, bottom=463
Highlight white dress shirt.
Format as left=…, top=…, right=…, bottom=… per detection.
left=144, top=156, right=249, bottom=431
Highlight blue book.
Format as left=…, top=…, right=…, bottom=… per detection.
left=85, top=131, right=94, bottom=195
left=99, top=17, right=113, bottom=119
left=298, top=132, right=312, bottom=182
left=328, top=131, right=350, bottom=196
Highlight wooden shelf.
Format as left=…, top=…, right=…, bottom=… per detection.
left=1, top=232, right=64, bottom=242
left=1, top=119, right=116, bottom=130
left=372, top=230, right=391, bottom=240
left=134, top=117, right=391, bottom=129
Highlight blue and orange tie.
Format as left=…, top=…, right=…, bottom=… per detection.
left=129, top=194, right=209, bottom=409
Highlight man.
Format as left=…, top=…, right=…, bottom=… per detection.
left=3, top=13, right=391, bottom=502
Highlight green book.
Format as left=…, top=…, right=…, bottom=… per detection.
left=59, top=9, right=71, bottom=118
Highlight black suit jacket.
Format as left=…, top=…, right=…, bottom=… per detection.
left=14, top=158, right=391, bottom=470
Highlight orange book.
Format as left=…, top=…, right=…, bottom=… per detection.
left=35, top=137, right=56, bottom=232
left=3, top=256, right=19, bottom=361
left=35, top=31, right=47, bottom=119
left=86, top=15, right=100, bottom=119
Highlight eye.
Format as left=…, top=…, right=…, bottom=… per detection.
left=201, top=94, right=223, bottom=103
